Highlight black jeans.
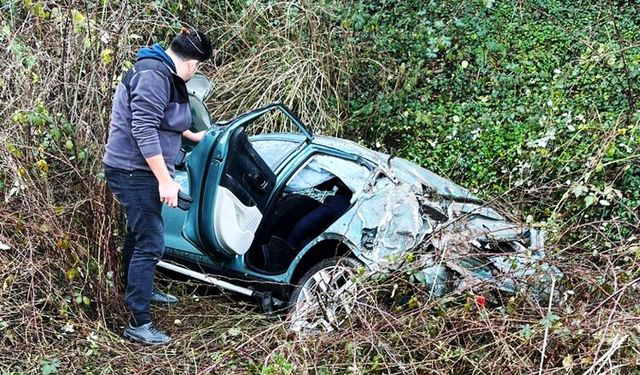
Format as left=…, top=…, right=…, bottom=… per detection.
left=104, top=164, right=164, bottom=326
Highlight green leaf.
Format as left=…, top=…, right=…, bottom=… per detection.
left=33, top=2, right=49, bottom=19
left=50, top=127, right=61, bottom=141
left=539, top=312, right=560, bottom=329
left=519, top=324, right=533, bottom=341
left=65, top=267, right=78, bottom=281
left=100, top=48, right=113, bottom=64
left=42, top=364, right=57, bottom=375
left=40, top=358, right=60, bottom=375
left=584, top=195, right=596, bottom=207
left=413, top=271, right=426, bottom=284
left=573, top=184, right=588, bottom=197
left=71, top=9, right=85, bottom=24
left=7, top=144, right=24, bottom=158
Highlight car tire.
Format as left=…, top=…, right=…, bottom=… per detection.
left=288, top=256, right=363, bottom=333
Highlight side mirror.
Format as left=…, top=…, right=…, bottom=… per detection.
left=186, top=73, right=213, bottom=102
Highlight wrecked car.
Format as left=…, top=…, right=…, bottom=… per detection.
left=159, top=74, right=560, bottom=332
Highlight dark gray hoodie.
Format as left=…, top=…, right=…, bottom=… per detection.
left=103, top=44, right=191, bottom=176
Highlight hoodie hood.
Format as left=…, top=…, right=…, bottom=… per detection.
left=136, top=43, right=176, bottom=73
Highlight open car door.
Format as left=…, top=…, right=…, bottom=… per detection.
left=183, top=104, right=312, bottom=258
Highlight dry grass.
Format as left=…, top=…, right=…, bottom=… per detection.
left=1, top=1, right=639, bottom=374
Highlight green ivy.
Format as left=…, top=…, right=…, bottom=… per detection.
left=334, top=0, right=638, bottom=233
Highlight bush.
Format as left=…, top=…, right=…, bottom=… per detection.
left=338, top=0, right=639, bottom=230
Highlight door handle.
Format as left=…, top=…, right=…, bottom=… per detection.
left=177, top=191, right=193, bottom=210
left=248, top=174, right=268, bottom=193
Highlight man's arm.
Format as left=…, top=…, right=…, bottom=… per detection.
left=129, top=69, right=181, bottom=207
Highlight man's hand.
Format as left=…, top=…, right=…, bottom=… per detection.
left=159, top=179, right=181, bottom=208
left=182, top=129, right=206, bottom=143
left=145, top=154, right=181, bottom=207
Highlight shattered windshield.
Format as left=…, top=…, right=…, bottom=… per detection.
left=251, top=139, right=299, bottom=171
left=286, top=154, right=370, bottom=196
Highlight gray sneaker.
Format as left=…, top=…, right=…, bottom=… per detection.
left=124, top=322, right=171, bottom=345
left=150, top=289, right=179, bottom=305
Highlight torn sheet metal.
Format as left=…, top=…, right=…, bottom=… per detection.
left=355, top=180, right=427, bottom=268
left=322, top=158, right=560, bottom=299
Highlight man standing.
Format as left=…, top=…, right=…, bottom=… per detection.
left=103, top=28, right=212, bottom=345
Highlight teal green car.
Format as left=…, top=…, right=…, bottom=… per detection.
left=160, top=75, right=560, bottom=332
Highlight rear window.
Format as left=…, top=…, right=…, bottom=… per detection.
left=251, top=140, right=299, bottom=171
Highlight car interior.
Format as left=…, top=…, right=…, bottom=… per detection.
left=244, top=154, right=356, bottom=275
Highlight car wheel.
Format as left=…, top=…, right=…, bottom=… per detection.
left=288, top=257, right=362, bottom=333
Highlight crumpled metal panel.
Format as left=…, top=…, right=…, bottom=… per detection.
left=320, top=157, right=560, bottom=299
left=321, top=167, right=430, bottom=271
left=354, top=179, right=428, bottom=269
